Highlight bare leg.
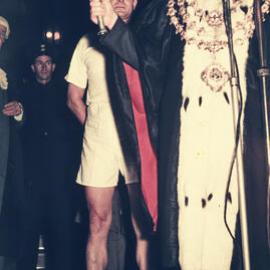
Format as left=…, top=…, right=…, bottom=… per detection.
left=85, top=186, right=115, bottom=270
left=127, top=183, right=153, bottom=270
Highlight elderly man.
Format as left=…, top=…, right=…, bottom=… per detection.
left=0, top=15, right=24, bottom=270
left=91, top=1, right=270, bottom=270
left=65, top=0, right=158, bottom=269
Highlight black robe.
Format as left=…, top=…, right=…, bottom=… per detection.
left=100, top=0, right=270, bottom=269
left=100, top=6, right=165, bottom=229
left=20, top=79, right=77, bottom=197
left=0, top=62, right=24, bottom=258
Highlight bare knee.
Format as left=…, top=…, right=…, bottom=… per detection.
left=85, top=186, right=115, bottom=240
left=88, top=207, right=112, bottom=237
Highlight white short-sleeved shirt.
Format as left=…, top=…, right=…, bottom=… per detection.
left=65, top=35, right=110, bottom=105
left=65, top=35, right=136, bottom=187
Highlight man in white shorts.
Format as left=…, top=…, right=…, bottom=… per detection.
left=65, top=1, right=152, bottom=269
left=66, top=33, right=129, bottom=270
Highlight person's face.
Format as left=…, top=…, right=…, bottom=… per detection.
left=111, top=0, right=137, bottom=22
left=31, top=55, right=55, bottom=84
left=0, top=25, right=7, bottom=49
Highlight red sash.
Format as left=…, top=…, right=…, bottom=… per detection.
left=123, top=62, right=158, bottom=228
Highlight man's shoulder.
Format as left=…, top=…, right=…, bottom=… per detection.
left=133, top=0, right=167, bottom=19
left=77, top=34, right=91, bottom=48
left=22, top=79, right=36, bottom=90
left=20, top=80, right=35, bottom=99
left=74, top=33, right=106, bottom=59
left=76, top=33, right=100, bottom=51
left=51, top=78, right=67, bottom=90
left=132, top=0, right=168, bottom=31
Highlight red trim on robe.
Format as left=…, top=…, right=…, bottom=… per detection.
left=123, top=62, right=158, bottom=229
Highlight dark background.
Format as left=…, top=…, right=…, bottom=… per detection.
left=0, top=2, right=140, bottom=269
left=0, top=0, right=91, bottom=46
left=0, top=0, right=95, bottom=78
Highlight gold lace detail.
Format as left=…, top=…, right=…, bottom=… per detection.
left=0, top=68, right=8, bottom=90
left=201, top=64, right=230, bottom=92
left=262, top=0, right=270, bottom=17
left=167, top=0, right=269, bottom=43
left=167, top=0, right=268, bottom=92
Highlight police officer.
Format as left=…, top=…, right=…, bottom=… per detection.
left=18, top=44, right=77, bottom=270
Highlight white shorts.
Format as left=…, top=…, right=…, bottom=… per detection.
left=76, top=103, right=138, bottom=187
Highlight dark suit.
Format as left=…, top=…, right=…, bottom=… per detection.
left=0, top=65, right=24, bottom=269
left=18, top=78, right=79, bottom=270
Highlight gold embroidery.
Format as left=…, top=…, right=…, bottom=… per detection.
left=262, top=0, right=270, bottom=19
left=201, top=64, right=230, bottom=92
left=166, top=0, right=265, bottom=92
left=205, top=10, right=223, bottom=27
left=167, top=0, right=269, bottom=43
left=197, top=40, right=227, bottom=54
left=0, top=68, right=8, bottom=90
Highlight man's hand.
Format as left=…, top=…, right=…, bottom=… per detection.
left=90, top=0, right=118, bottom=30
left=2, top=101, right=23, bottom=117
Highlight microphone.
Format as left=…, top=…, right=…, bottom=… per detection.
left=97, top=16, right=107, bottom=36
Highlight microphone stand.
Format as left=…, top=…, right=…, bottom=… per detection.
left=254, top=0, right=270, bottom=250
left=222, top=1, right=251, bottom=269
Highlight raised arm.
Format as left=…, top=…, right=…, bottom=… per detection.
left=90, top=0, right=171, bottom=70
